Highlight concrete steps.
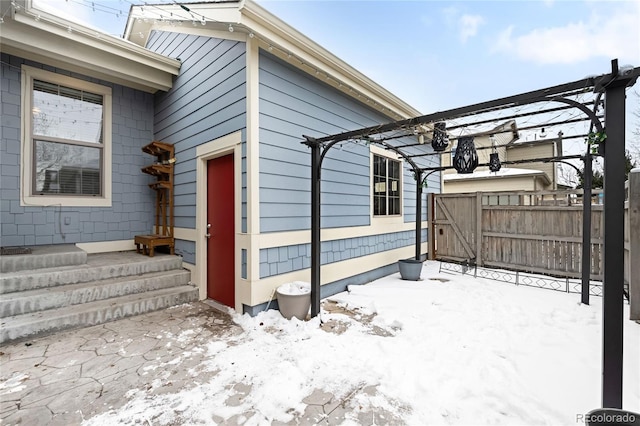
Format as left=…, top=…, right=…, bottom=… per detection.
left=0, top=252, right=184, bottom=294
left=0, top=286, right=198, bottom=343
left=0, top=247, right=198, bottom=343
left=1, top=244, right=87, bottom=273
left=0, top=270, right=191, bottom=317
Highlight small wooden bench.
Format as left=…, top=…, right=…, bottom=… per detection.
left=134, top=235, right=174, bottom=257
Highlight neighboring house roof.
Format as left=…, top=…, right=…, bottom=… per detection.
left=124, top=0, right=422, bottom=120
left=451, top=120, right=519, bottom=144
left=507, top=138, right=557, bottom=149
left=443, top=167, right=552, bottom=186
left=1, top=0, right=181, bottom=92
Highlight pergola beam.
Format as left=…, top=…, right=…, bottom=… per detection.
left=302, top=60, right=640, bottom=410
left=308, top=72, right=617, bottom=145
left=445, top=100, right=599, bottom=132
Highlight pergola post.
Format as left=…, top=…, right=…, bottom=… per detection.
left=581, top=151, right=592, bottom=305
left=600, top=61, right=631, bottom=409
left=415, top=170, right=423, bottom=260
left=309, top=139, right=321, bottom=318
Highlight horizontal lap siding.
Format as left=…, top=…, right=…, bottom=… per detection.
left=146, top=32, right=247, bottom=232
left=259, top=52, right=389, bottom=232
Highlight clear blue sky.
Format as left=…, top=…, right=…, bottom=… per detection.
left=32, top=0, right=640, bottom=157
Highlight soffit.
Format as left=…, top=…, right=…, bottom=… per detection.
left=1, top=0, right=180, bottom=93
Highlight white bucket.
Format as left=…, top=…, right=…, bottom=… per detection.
left=276, top=281, right=311, bottom=320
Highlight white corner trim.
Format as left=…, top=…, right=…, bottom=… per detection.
left=76, top=240, right=136, bottom=253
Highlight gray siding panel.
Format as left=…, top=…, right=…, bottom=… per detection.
left=259, top=52, right=385, bottom=233
left=0, top=53, right=156, bottom=246
left=257, top=51, right=441, bottom=234
left=146, top=32, right=247, bottom=232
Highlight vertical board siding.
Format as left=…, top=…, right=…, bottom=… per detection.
left=258, top=52, right=438, bottom=233
left=145, top=32, right=247, bottom=234
left=0, top=53, right=156, bottom=246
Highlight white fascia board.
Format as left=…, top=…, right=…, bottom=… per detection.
left=240, top=1, right=421, bottom=119
left=125, top=3, right=243, bottom=47
left=5, top=2, right=180, bottom=93
left=124, top=0, right=421, bottom=119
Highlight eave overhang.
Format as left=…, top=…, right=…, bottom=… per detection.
left=124, top=0, right=421, bottom=119
left=1, top=0, right=180, bottom=93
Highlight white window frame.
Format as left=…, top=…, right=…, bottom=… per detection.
left=20, top=65, right=112, bottom=207
left=370, top=145, right=403, bottom=222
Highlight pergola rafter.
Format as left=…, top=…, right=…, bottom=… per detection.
left=302, top=59, right=640, bottom=409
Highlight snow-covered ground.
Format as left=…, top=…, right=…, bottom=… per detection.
left=84, top=261, right=640, bottom=425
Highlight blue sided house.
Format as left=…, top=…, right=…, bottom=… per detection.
left=0, top=0, right=440, bottom=321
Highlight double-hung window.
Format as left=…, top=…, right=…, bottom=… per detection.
left=21, top=66, right=112, bottom=207
left=373, top=153, right=401, bottom=216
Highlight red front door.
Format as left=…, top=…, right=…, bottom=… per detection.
left=207, top=154, right=235, bottom=308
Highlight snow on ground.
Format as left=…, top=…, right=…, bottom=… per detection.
left=83, top=261, right=640, bottom=425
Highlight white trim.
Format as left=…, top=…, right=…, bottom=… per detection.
left=195, top=131, right=243, bottom=309
left=256, top=222, right=426, bottom=249
left=240, top=0, right=420, bottom=119
left=245, top=36, right=261, bottom=283
left=252, top=243, right=428, bottom=305
left=75, top=240, right=135, bottom=253
left=370, top=145, right=405, bottom=224
left=173, top=227, right=198, bottom=242
left=138, top=25, right=248, bottom=44
left=20, top=65, right=113, bottom=208
left=180, top=261, right=196, bottom=281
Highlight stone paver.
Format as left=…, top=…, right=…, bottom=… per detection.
left=0, top=301, right=401, bottom=425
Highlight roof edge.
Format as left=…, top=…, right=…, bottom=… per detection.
left=2, top=0, right=180, bottom=93
left=240, top=0, right=421, bottom=119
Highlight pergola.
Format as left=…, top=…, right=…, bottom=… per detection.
left=302, top=59, right=639, bottom=409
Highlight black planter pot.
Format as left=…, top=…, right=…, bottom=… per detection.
left=398, top=258, right=423, bottom=281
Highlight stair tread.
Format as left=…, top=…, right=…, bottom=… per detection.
left=0, top=269, right=190, bottom=302
left=1, top=285, right=198, bottom=327
left=1, top=252, right=179, bottom=280
left=0, top=244, right=87, bottom=273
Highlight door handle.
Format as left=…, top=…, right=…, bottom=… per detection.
left=206, top=223, right=211, bottom=239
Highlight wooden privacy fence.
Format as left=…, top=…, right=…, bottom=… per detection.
left=428, top=173, right=640, bottom=320
left=429, top=189, right=608, bottom=281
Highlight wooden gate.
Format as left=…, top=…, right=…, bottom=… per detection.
left=432, top=193, right=479, bottom=262
left=430, top=190, right=605, bottom=280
